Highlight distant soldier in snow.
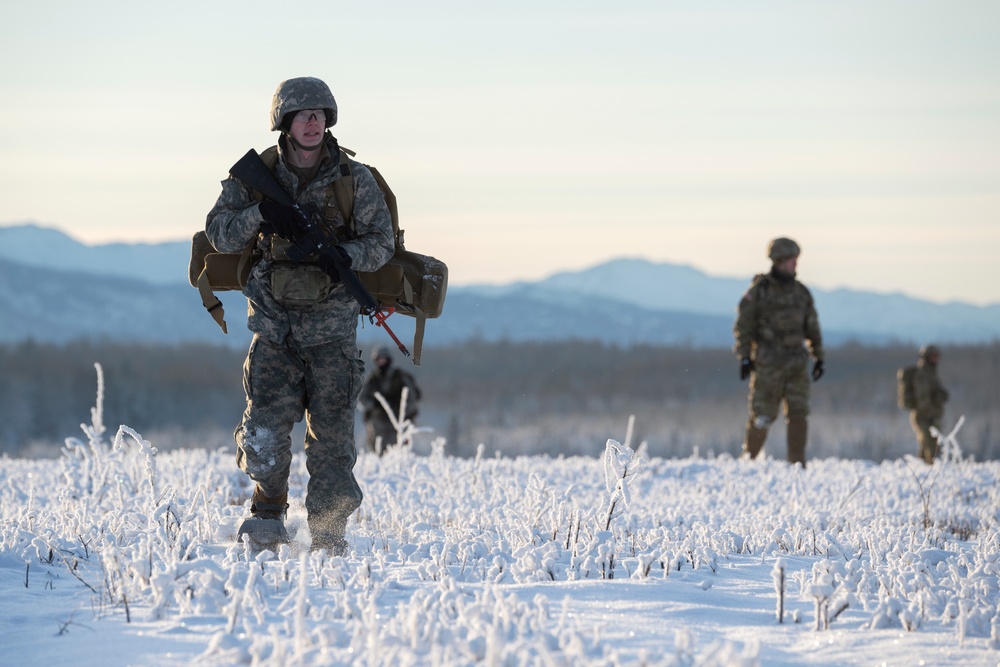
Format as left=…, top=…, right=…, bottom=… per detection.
left=360, top=347, right=421, bottom=455
left=733, top=237, right=825, bottom=466
left=206, top=77, right=394, bottom=554
left=907, top=344, right=949, bottom=464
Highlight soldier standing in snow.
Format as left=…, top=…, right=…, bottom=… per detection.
left=908, top=344, right=949, bottom=464
left=733, top=237, right=825, bottom=466
left=206, top=77, right=394, bottom=553
left=360, top=347, right=422, bottom=455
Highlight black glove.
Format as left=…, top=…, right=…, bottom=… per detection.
left=812, top=360, right=825, bottom=382
left=258, top=200, right=302, bottom=240
left=317, top=245, right=352, bottom=282
left=739, top=357, right=753, bottom=381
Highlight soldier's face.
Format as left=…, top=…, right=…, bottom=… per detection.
left=775, top=256, right=798, bottom=275
left=289, top=109, right=326, bottom=148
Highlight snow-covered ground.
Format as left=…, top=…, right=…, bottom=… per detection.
left=2, top=383, right=999, bottom=666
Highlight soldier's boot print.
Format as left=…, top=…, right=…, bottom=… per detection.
left=237, top=485, right=290, bottom=552
left=787, top=416, right=808, bottom=467
left=742, top=422, right=768, bottom=459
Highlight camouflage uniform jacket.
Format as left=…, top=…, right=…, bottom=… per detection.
left=912, top=360, right=948, bottom=420
left=733, top=271, right=824, bottom=364
left=206, top=134, right=394, bottom=346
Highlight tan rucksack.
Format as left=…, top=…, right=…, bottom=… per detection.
left=189, top=146, right=447, bottom=364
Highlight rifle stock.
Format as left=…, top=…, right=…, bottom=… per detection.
left=230, top=149, right=295, bottom=207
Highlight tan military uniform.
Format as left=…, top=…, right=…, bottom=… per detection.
left=909, top=355, right=949, bottom=463
left=734, top=270, right=824, bottom=464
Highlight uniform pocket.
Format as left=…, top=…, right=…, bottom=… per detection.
left=271, top=263, right=331, bottom=306
left=345, top=343, right=365, bottom=404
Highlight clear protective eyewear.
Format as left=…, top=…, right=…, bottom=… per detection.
left=291, top=109, right=326, bottom=124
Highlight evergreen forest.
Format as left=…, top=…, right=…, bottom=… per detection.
left=2, top=339, right=997, bottom=461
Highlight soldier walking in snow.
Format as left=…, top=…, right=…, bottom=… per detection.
left=206, top=77, right=394, bottom=553
left=360, top=347, right=422, bottom=455
left=907, top=344, right=949, bottom=464
left=733, top=237, right=825, bottom=466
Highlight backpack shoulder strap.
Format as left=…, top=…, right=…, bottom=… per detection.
left=334, top=146, right=401, bottom=247
left=260, top=145, right=280, bottom=169
left=333, top=149, right=355, bottom=229
left=365, top=164, right=400, bottom=246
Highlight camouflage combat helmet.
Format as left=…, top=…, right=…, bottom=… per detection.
left=372, top=346, right=393, bottom=362
left=270, top=77, right=337, bottom=131
left=919, top=344, right=941, bottom=359
left=768, top=237, right=801, bottom=262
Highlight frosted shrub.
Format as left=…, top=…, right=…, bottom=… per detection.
left=808, top=559, right=854, bottom=630
left=3, top=372, right=1000, bottom=665
left=373, top=386, right=432, bottom=454
left=601, top=437, right=645, bottom=532
left=772, top=557, right=786, bottom=623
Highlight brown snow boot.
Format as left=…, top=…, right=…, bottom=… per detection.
left=787, top=417, right=808, bottom=467
left=310, top=516, right=349, bottom=556
left=742, top=422, right=768, bottom=459
left=309, top=498, right=357, bottom=556
left=237, top=486, right=290, bottom=552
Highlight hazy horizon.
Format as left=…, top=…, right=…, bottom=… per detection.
left=2, top=1, right=998, bottom=305
left=4, top=219, right=1000, bottom=309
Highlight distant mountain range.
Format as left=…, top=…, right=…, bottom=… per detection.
left=0, top=223, right=191, bottom=285
left=1, top=223, right=998, bottom=348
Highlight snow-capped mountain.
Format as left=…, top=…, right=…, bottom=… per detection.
left=1, top=223, right=998, bottom=347
left=0, top=223, right=190, bottom=285
left=468, top=258, right=1000, bottom=346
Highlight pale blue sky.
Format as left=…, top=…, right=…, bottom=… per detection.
left=1, top=0, right=998, bottom=304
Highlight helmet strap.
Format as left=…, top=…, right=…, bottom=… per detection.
left=284, top=130, right=325, bottom=153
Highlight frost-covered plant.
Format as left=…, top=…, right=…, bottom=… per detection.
left=5, top=384, right=1000, bottom=665
left=772, top=557, right=786, bottom=623
left=909, top=416, right=969, bottom=533
left=933, top=415, right=966, bottom=465
left=600, top=417, right=646, bottom=532
left=806, top=559, right=854, bottom=631
left=112, top=425, right=159, bottom=503
left=989, top=608, right=1000, bottom=650
left=810, top=568, right=834, bottom=630
left=373, top=387, right=432, bottom=453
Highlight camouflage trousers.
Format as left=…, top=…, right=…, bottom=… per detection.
left=747, top=349, right=811, bottom=425
left=910, top=411, right=941, bottom=464
left=743, top=348, right=811, bottom=463
left=235, top=333, right=365, bottom=538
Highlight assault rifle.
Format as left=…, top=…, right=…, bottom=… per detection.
left=229, top=148, right=410, bottom=358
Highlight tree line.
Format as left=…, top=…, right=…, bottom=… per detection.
left=0, top=339, right=246, bottom=455
left=414, top=339, right=999, bottom=460
left=1, top=338, right=997, bottom=460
